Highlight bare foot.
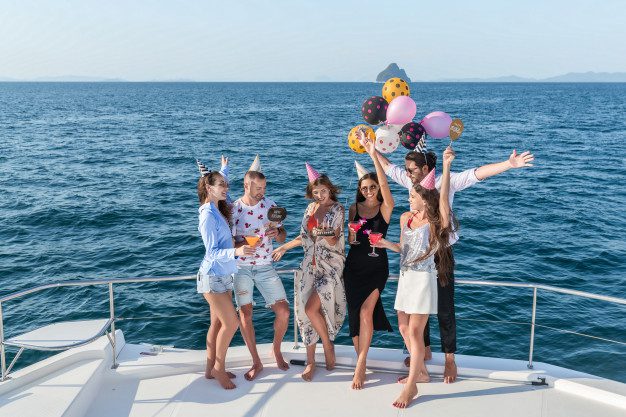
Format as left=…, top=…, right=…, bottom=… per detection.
left=302, top=363, right=316, bottom=381
left=205, top=361, right=235, bottom=379
left=425, top=346, right=432, bottom=361
left=397, top=370, right=430, bottom=384
left=210, top=368, right=236, bottom=389
left=323, top=343, right=335, bottom=370
left=272, top=349, right=290, bottom=371
left=444, top=358, right=457, bottom=383
left=244, top=362, right=263, bottom=381
left=392, top=383, right=418, bottom=408
left=351, top=362, right=366, bottom=390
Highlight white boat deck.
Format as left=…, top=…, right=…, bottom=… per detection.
left=0, top=330, right=624, bottom=417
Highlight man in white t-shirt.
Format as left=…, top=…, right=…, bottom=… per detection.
left=376, top=147, right=534, bottom=383
left=232, top=170, right=290, bottom=381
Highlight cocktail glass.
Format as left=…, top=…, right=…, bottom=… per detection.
left=348, top=221, right=362, bottom=245
left=368, top=232, right=383, bottom=257
left=245, top=235, right=260, bottom=247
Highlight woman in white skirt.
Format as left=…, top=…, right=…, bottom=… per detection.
left=373, top=146, right=457, bottom=408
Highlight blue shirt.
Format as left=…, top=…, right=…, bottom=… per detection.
left=198, top=202, right=237, bottom=276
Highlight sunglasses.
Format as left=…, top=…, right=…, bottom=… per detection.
left=360, top=185, right=378, bottom=193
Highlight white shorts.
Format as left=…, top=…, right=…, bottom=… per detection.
left=394, top=269, right=438, bottom=314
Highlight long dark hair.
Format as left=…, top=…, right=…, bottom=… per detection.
left=355, top=173, right=383, bottom=203
left=197, top=172, right=232, bottom=221
left=409, top=183, right=458, bottom=286
left=305, top=175, right=340, bottom=201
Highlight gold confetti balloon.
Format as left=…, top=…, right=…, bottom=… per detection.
left=382, top=78, right=410, bottom=103
left=348, top=125, right=375, bottom=154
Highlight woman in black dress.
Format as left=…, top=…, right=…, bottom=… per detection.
left=344, top=130, right=394, bottom=389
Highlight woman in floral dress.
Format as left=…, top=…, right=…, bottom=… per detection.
left=272, top=163, right=346, bottom=381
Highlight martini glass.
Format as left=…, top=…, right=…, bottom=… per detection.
left=348, top=221, right=362, bottom=245
left=368, top=232, right=383, bottom=257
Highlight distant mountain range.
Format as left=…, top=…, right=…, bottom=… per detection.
left=1, top=71, right=625, bottom=82
left=431, top=72, right=626, bottom=82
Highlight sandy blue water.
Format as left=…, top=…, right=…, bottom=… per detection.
left=0, top=82, right=624, bottom=381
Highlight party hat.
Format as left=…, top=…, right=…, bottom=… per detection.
left=196, top=159, right=210, bottom=177
left=248, top=154, right=262, bottom=172
left=354, top=160, right=369, bottom=180
left=305, top=162, right=321, bottom=183
left=419, top=168, right=436, bottom=190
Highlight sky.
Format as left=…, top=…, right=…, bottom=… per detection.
left=1, top=0, right=625, bottom=81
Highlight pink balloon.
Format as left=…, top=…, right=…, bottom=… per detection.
left=386, top=96, right=417, bottom=125
left=421, top=111, right=452, bottom=139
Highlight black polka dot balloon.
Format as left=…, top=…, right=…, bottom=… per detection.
left=400, top=122, right=426, bottom=150
left=361, top=96, right=388, bottom=125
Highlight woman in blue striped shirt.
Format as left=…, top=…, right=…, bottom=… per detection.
left=197, top=169, right=255, bottom=390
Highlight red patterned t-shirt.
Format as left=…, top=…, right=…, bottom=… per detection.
left=232, top=197, right=278, bottom=266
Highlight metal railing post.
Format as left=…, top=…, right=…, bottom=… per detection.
left=0, top=302, right=6, bottom=381
left=108, top=283, right=118, bottom=369
left=293, top=271, right=300, bottom=350
left=528, top=287, right=538, bottom=369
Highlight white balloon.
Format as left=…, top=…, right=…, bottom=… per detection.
left=374, top=124, right=402, bottom=154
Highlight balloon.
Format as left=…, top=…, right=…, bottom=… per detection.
left=361, top=96, right=388, bottom=125
left=421, top=111, right=452, bottom=139
left=400, top=122, right=426, bottom=150
left=348, top=125, right=375, bottom=154
left=382, top=78, right=410, bottom=103
left=386, top=96, right=417, bottom=125
left=374, top=124, right=402, bottom=154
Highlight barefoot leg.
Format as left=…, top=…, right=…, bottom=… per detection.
left=302, top=344, right=317, bottom=381
left=238, top=303, right=264, bottom=381
left=304, top=292, right=335, bottom=370
left=444, top=353, right=458, bottom=383
left=204, top=292, right=239, bottom=390
left=352, top=289, right=379, bottom=390
left=270, top=300, right=290, bottom=371
left=393, top=313, right=427, bottom=407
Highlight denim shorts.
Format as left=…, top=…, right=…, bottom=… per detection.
left=197, top=271, right=234, bottom=294
left=234, top=265, right=288, bottom=308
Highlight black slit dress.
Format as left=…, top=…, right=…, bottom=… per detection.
left=343, top=207, right=393, bottom=337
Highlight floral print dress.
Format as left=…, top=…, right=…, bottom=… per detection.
left=294, top=202, right=347, bottom=346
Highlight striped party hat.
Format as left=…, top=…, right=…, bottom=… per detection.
left=196, top=159, right=210, bottom=177
left=419, top=168, right=436, bottom=190
left=305, top=162, right=321, bottom=183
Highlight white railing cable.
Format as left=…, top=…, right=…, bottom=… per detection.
left=1, top=270, right=624, bottom=381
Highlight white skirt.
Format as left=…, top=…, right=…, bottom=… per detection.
left=394, top=269, right=438, bottom=314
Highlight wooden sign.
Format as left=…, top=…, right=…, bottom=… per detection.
left=449, top=119, right=464, bottom=141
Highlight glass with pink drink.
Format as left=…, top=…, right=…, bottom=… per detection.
left=348, top=221, right=362, bottom=245
left=368, top=232, right=383, bottom=257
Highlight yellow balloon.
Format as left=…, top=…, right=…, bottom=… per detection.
left=382, top=78, right=410, bottom=103
left=348, top=125, right=375, bottom=154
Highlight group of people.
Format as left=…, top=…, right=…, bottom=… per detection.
left=196, top=131, right=534, bottom=408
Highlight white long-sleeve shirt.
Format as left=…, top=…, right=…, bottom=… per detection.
left=384, top=163, right=481, bottom=245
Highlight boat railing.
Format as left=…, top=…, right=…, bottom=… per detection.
left=1, top=269, right=625, bottom=382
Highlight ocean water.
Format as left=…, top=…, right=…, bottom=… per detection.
left=0, top=82, right=625, bottom=382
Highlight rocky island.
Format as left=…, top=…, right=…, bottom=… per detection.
left=376, top=63, right=411, bottom=82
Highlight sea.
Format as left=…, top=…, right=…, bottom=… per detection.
left=0, top=82, right=624, bottom=382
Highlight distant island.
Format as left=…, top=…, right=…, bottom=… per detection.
left=376, top=63, right=411, bottom=83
